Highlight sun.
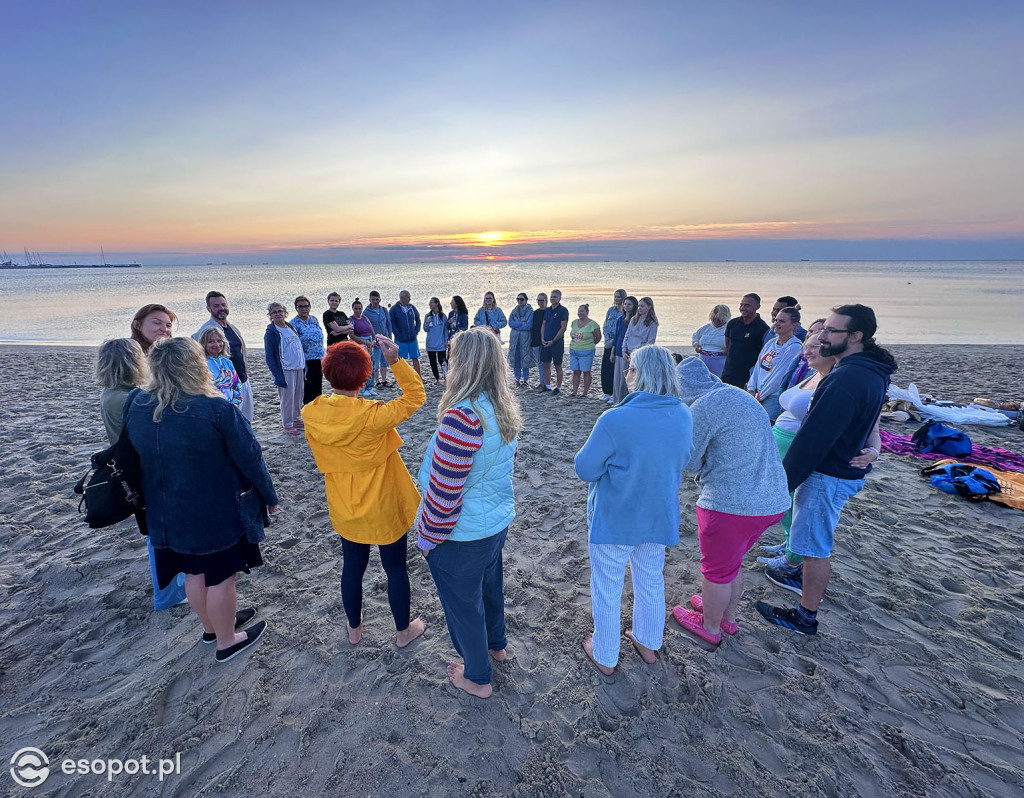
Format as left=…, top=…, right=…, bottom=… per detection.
left=474, top=231, right=509, bottom=246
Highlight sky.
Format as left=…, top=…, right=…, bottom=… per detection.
left=2, top=0, right=1023, bottom=264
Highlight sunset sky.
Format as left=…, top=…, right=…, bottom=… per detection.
left=2, top=1, right=1022, bottom=263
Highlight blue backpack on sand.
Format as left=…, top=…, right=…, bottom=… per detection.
left=922, top=463, right=1001, bottom=503
left=912, top=421, right=972, bottom=457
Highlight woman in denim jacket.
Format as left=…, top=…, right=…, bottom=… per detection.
left=126, top=337, right=279, bottom=664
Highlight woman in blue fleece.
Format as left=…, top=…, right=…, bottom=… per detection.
left=574, top=345, right=694, bottom=673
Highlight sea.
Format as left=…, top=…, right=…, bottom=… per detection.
left=0, top=260, right=1021, bottom=347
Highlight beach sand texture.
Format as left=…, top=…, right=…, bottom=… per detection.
left=1, top=344, right=1022, bottom=797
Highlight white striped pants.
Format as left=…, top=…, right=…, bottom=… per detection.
left=589, top=542, right=666, bottom=668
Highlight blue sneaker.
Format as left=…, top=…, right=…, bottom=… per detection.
left=765, top=564, right=803, bottom=596
left=755, top=602, right=817, bottom=635
left=760, top=541, right=786, bottom=556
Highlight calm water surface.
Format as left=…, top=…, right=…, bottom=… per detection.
left=0, top=261, right=1020, bottom=347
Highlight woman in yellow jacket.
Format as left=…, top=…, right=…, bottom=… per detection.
left=303, top=336, right=427, bottom=647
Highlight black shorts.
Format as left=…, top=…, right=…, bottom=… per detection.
left=540, top=339, right=565, bottom=364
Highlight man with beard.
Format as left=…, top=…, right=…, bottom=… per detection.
left=194, top=291, right=255, bottom=422
left=756, top=304, right=896, bottom=635
left=720, top=293, right=770, bottom=388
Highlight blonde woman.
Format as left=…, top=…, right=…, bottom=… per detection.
left=97, top=337, right=187, bottom=611
left=125, top=338, right=278, bottom=663
left=622, top=296, right=659, bottom=363
left=199, top=327, right=241, bottom=407
left=691, top=304, right=731, bottom=378
left=416, top=328, right=523, bottom=699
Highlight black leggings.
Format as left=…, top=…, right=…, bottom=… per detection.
left=600, top=346, right=615, bottom=395
left=340, top=534, right=410, bottom=630
left=303, top=359, right=323, bottom=405
left=427, top=349, right=447, bottom=380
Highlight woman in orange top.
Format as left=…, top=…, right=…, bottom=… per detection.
left=302, top=336, right=427, bottom=647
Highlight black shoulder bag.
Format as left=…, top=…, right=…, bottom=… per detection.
left=74, top=389, right=146, bottom=530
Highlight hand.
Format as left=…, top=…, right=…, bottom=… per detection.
left=694, top=345, right=702, bottom=354
left=377, top=335, right=400, bottom=365
left=609, top=352, right=615, bottom=363
left=267, top=504, right=279, bottom=514
left=418, top=547, right=430, bottom=559
left=850, top=448, right=879, bottom=469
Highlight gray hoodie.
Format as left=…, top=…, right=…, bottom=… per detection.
left=675, top=357, right=790, bottom=516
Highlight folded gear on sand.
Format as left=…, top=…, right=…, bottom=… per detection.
left=912, top=420, right=972, bottom=457
left=921, top=458, right=1024, bottom=508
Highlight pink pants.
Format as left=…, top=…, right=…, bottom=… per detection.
left=696, top=506, right=785, bottom=584
left=278, top=369, right=304, bottom=429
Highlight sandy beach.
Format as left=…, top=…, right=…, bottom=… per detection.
left=1, top=343, right=1022, bottom=797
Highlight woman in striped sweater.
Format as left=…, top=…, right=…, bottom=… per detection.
left=415, top=328, right=523, bottom=699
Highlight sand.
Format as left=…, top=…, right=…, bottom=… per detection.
left=1, top=343, right=1022, bottom=797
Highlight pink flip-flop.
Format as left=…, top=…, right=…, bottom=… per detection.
left=689, top=595, right=739, bottom=635
left=672, top=606, right=722, bottom=646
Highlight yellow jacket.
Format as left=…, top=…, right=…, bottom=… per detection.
left=302, top=358, right=426, bottom=544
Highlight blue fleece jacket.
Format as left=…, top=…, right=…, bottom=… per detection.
left=574, top=391, right=694, bottom=546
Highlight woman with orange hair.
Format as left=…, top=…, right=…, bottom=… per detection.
left=302, top=336, right=427, bottom=648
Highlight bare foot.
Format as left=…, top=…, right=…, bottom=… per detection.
left=489, top=648, right=508, bottom=662
left=582, top=634, right=614, bottom=675
left=347, top=624, right=362, bottom=645
left=625, top=629, right=657, bottom=664
left=396, top=616, right=427, bottom=648
left=446, top=662, right=492, bottom=699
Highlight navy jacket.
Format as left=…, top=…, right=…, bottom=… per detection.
left=783, top=349, right=897, bottom=491
left=126, top=394, right=278, bottom=555
left=389, top=303, right=421, bottom=343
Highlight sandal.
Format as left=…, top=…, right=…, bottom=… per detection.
left=672, top=606, right=722, bottom=646
left=688, top=595, right=738, bottom=635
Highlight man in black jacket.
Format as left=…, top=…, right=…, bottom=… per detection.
left=756, top=304, right=897, bottom=635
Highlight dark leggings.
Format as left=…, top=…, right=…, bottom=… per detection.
left=427, top=349, right=447, bottom=380
left=303, top=359, right=323, bottom=405
left=600, top=346, right=615, bottom=395
left=340, top=534, right=411, bottom=630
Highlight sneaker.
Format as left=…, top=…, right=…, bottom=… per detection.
left=215, top=621, right=268, bottom=662
left=551, top=387, right=561, bottom=395
left=202, top=607, right=257, bottom=644
left=765, top=564, right=803, bottom=596
left=283, top=428, right=303, bottom=436
left=537, top=385, right=551, bottom=392
left=760, top=541, right=787, bottom=556
left=754, top=601, right=817, bottom=635
left=687, top=595, right=738, bottom=635
left=363, top=388, right=378, bottom=397
left=757, top=554, right=798, bottom=570
left=601, top=394, right=612, bottom=402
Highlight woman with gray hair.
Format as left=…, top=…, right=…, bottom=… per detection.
left=691, top=304, right=731, bottom=378
left=574, top=345, right=694, bottom=673
left=264, top=301, right=306, bottom=434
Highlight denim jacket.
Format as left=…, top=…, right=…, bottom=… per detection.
left=126, top=393, right=278, bottom=555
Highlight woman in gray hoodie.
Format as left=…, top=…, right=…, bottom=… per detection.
left=672, top=357, right=790, bottom=645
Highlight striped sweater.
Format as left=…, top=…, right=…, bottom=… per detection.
left=416, top=407, right=484, bottom=549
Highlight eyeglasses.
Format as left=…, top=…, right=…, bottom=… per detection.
left=821, top=326, right=850, bottom=336
left=269, top=310, right=285, bottom=315
left=517, top=296, right=526, bottom=301
left=296, top=304, right=310, bottom=309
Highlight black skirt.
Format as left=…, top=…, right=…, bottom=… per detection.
left=154, top=537, right=263, bottom=589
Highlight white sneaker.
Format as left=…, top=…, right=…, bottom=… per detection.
left=601, top=394, right=612, bottom=402
left=363, top=388, right=378, bottom=397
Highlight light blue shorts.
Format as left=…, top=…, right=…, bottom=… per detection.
left=788, top=472, right=864, bottom=558
left=570, top=349, right=595, bottom=371
left=397, top=340, right=420, bottom=359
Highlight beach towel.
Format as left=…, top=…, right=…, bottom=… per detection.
left=922, top=459, right=1024, bottom=511
left=879, top=430, right=1024, bottom=472
left=887, top=383, right=1011, bottom=426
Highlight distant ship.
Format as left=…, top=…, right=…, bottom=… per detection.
left=0, top=247, right=141, bottom=269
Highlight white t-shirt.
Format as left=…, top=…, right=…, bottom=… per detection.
left=279, top=325, right=306, bottom=370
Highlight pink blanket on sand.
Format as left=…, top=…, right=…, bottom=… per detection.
left=880, top=430, right=1024, bottom=473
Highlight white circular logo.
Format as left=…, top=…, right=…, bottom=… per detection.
left=10, top=748, right=50, bottom=788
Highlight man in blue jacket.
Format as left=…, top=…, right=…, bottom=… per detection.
left=388, top=290, right=421, bottom=376
left=757, top=304, right=897, bottom=636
